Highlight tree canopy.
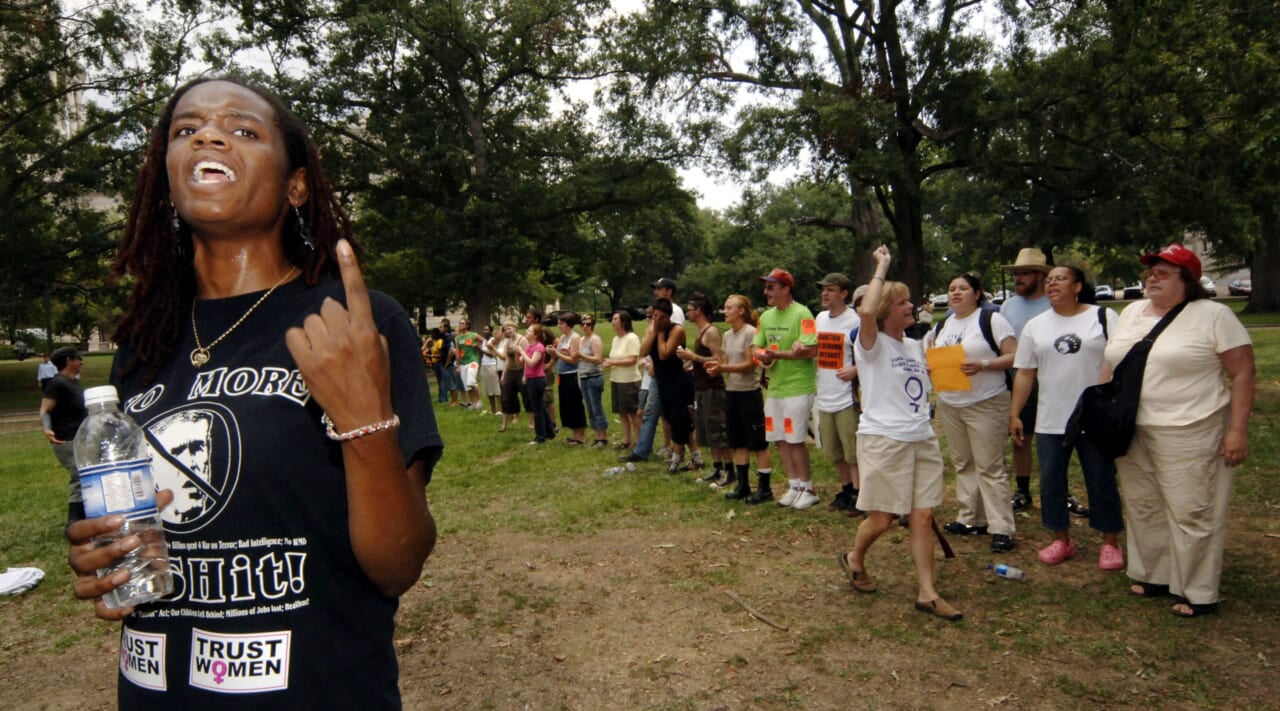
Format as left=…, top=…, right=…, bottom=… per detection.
left=3, top=0, right=1277, bottom=347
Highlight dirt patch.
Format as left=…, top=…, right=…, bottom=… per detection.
left=391, top=521, right=1279, bottom=710
left=4, top=517, right=1278, bottom=710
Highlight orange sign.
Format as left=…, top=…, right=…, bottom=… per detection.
left=801, top=318, right=816, bottom=335
left=816, top=332, right=845, bottom=370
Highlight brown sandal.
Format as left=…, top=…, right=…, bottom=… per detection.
left=914, top=597, right=963, bottom=621
left=837, top=552, right=877, bottom=593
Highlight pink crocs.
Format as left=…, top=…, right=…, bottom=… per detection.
left=1037, top=538, right=1078, bottom=565
left=1097, top=544, right=1125, bottom=571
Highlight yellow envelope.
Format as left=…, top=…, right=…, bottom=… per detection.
left=927, top=344, right=971, bottom=392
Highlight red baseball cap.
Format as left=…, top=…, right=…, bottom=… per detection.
left=1139, top=243, right=1202, bottom=280
left=757, top=268, right=795, bottom=288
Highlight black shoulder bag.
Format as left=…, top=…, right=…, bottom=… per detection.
left=1064, top=301, right=1187, bottom=459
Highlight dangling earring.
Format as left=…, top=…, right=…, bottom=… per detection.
left=170, top=201, right=189, bottom=259
left=294, top=205, right=315, bottom=251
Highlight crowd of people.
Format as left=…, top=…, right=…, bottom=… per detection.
left=429, top=243, right=1254, bottom=623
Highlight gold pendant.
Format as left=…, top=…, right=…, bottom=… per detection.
left=190, top=348, right=211, bottom=368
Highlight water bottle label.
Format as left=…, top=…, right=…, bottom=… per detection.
left=80, top=458, right=159, bottom=520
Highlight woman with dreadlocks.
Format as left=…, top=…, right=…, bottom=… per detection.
left=66, top=77, right=441, bottom=707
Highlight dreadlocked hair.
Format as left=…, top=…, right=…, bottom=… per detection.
left=111, top=76, right=361, bottom=380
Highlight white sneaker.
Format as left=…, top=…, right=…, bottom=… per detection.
left=777, top=486, right=800, bottom=507
left=792, top=489, right=821, bottom=510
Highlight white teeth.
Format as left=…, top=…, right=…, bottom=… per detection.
left=193, top=160, right=237, bottom=183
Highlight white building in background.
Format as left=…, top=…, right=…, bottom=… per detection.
left=1182, top=233, right=1250, bottom=294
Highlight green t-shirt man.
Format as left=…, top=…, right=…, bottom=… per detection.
left=456, top=331, right=482, bottom=366
left=753, top=302, right=818, bottom=398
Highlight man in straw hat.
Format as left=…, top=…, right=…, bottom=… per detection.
left=999, top=248, right=1051, bottom=512
left=998, top=247, right=1086, bottom=517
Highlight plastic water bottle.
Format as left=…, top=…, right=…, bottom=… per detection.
left=74, top=385, right=172, bottom=609
left=988, top=563, right=1026, bottom=580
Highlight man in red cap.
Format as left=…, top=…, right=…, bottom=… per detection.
left=751, top=268, right=819, bottom=506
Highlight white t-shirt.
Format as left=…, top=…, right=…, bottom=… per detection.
left=38, top=361, right=57, bottom=382
left=1104, top=299, right=1251, bottom=427
left=671, top=303, right=686, bottom=325
left=854, top=333, right=933, bottom=441
left=1013, top=306, right=1118, bottom=434
left=480, top=340, right=499, bottom=367
left=814, top=308, right=859, bottom=412
left=926, top=310, right=1015, bottom=407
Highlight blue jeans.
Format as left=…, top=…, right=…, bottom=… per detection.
left=526, top=377, right=554, bottom=442
left=1037, top=433, right=1124, bottom=533
left=579, top=374, right=608, bottom=432
left=633, top=382, right=661, bottom=458
left=432, top=363, right=448, bottom=402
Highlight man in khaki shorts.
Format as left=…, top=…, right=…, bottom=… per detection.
left=814, top=274, right=865, bottom=515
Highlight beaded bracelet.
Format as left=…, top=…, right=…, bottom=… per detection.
left=321, top=412, right=401, bottom=441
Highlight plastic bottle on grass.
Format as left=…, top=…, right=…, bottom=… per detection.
left=988, top=563, right=1026, bottom=580
left=74, top=385, right=172, bottom=609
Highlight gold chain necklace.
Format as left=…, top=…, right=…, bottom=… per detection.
left=190, top=267, right=297, bottom=368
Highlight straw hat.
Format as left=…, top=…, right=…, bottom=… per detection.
left=1001, top=248, right=1052, bottom=274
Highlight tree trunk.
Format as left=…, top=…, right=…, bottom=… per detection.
left=882, top=174, right=926, bottom=303
left=1247, top=203, right=1278, bottom=313
left=465, top=288, right=495, bottom=330
left=844, top=175, right=881, bottom=285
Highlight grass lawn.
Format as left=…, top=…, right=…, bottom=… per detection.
left=0, top=315, right=1277, bottom=709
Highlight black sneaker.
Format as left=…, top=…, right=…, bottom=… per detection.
left=942, top=522, right=988, bottom=536
left=1067, top=495, right=1090, bottom=518
left=1011, top=491, right=1032, bottom=512
left=990, top=534, right=1015, bottom=553
left=829, top=490, right=854, bottom=511
left=699, top=469, right=721, bottom=483
left=618, top=453, right=647, bottom=463
left=745, top=488, right=773, bottom=505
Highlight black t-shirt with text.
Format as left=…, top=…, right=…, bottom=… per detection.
left=111, top=276, right=440, bottom=709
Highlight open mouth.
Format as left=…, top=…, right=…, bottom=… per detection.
left=193, top=161, right=237, bottom=184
